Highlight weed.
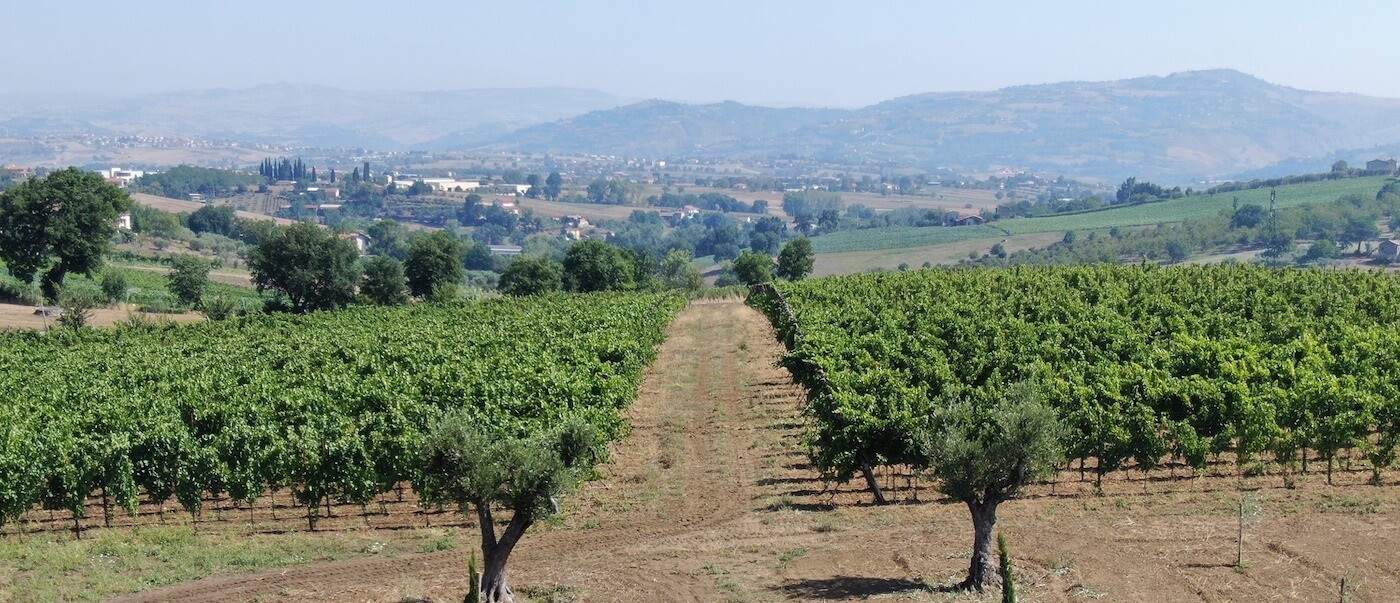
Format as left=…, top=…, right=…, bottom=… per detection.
left=519, top=585, right=579, bottom=603
left=778, top=547, right=808, bottom=566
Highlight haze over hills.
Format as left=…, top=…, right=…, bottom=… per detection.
left=4, top=70, right=1400, bottom=181
left=0, top=85, right=631, bottom=150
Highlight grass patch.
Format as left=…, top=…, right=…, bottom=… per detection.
left=519, top=584, right=580, bottom=603
left=0, top=525, right=441, bottom=602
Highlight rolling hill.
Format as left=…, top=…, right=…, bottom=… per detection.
left=489, top=70, right=1400, bottom=181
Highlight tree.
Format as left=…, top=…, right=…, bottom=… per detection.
left=1332, top=160, right=1350, bottom=174
left=405, top=231, right=464, bottom=299
left=1230, top=204, right=1267, bottom=229
left=498, top=255, right=563, bottom=296
left=1164, top=239, right=1190, bottom=264
left=1301, top=238, right=1341, bottom=263
left=659, top=249, right=703, bottom=292
left=366, top=220, right=410, bottom=260
left=562, top=240, right=634, bottom=293
left=1339, top=215, right=1381, bottom=254
left=186, top=204, right=239, bottom=237
left=167, top=254, right=211, bottom=308
left=0, top=167, right=131, bottom=301
left=917, top=383, right=1064, bottom=591
left=249, top=222, right=360, bottom=312
left=732, top=250, right=774, bottom=285
left=360, top=256, right=409, bottom=305
left=544, top=172, right=563, bottom=201
left=999, top=533, right=1016, bottom=603
left=776, top=238, right=815, bottom=281
left=524, top=174, right=542, bottom=199
left=417, top=413, right=603, bottom=603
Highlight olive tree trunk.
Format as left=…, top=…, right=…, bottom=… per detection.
left=476, top=504, right=531, bottom=603
left=861, top=464, right=888, bottom=505
left=963, top=499, right=1000, bottom=591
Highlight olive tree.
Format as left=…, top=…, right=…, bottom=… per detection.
left=417, top=414, right=603, bottom=603
left=918, top=382, right=1064, bottom=591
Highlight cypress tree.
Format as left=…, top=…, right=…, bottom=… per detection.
left=998, top=533, right=1016, bottom=603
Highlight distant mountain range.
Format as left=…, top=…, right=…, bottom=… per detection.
left=4, top=70, right=1400, bottom=181
left=492, top=70, right=1400, bottom=181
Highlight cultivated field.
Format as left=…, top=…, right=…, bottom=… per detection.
left=805, top=176, right=1394, bottom=263
left=129, top=193, right=298, bottom=225
left=5, top=299, right=1397, bottom=602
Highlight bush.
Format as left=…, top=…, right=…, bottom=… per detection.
left=57, top=287, right=102, bottom=329
left=0, top=274, right=41, bottom=305
left=100, top=271, right=129, bottom=304
left=200, top=295, right=240, bottom=321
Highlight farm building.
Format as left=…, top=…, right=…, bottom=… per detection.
left=1366, top=159, right=1398, bottom=174
left=1380, top=239, right=1400, bottom=259
left=945, top=212, right=986, bottom=226
left=488, top=245, right=523, bottom=256
left=425, top=178, right=481, bottom=192
left=338, top=232, right=372, bottom=255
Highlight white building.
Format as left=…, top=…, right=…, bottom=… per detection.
left=96, top=167, right=147, bottom=187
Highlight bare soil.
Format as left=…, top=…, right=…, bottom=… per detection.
left=34, top=300, right=1400, bottom=602
left=0, top=302, right=201, bottom=331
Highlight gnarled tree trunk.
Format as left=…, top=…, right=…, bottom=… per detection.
left=962, top=499, right=999, bottom=591
left=476, top=504, right=531, bottom=603
left=861, top=464, right=888, bottom=505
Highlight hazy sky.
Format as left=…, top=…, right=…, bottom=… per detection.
left=6, top=0, right=1399, bottom=106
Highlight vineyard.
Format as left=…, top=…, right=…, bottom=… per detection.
left=752, top=265, right=1400, bottom=495
left=0, top=292, right=684, bottom=533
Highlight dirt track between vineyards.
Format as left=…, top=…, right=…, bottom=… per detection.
left=107, top=299, right=1400, bottom=602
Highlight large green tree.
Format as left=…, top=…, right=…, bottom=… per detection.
left=499, top=255, right=562, bottom=296
left=659, top=249, right=703, bottom=292
left=185, top=204, right=239, bottom=237
left=917, top=383, right=1064, bottom=591
left=0, top=167, right=131, bottom=301
left=562, top=239, right=634, bottom=293
left=167, top=254, right=211, bottom=308
left=405, top=231, right=464, bottom=298
left=249, top=222, right=359, bottom=312
left=731, top=249, right=774, bottom=285
left=776, top=238, right=814, bottom=280
left=359, top=256, right=409, bottom=306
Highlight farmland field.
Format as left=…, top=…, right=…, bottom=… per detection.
left=809, top=225, right=1006, bottom=254
left=0, top=293, right=684, bottom=541
left=12, top=297, right=1398, bottom=603
left=999, top=175, right=1393, bottom=235
left=807, top=175, right=1393, bottom=256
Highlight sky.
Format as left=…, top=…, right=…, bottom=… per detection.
left=6, top=0, right=1400, bottom=107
